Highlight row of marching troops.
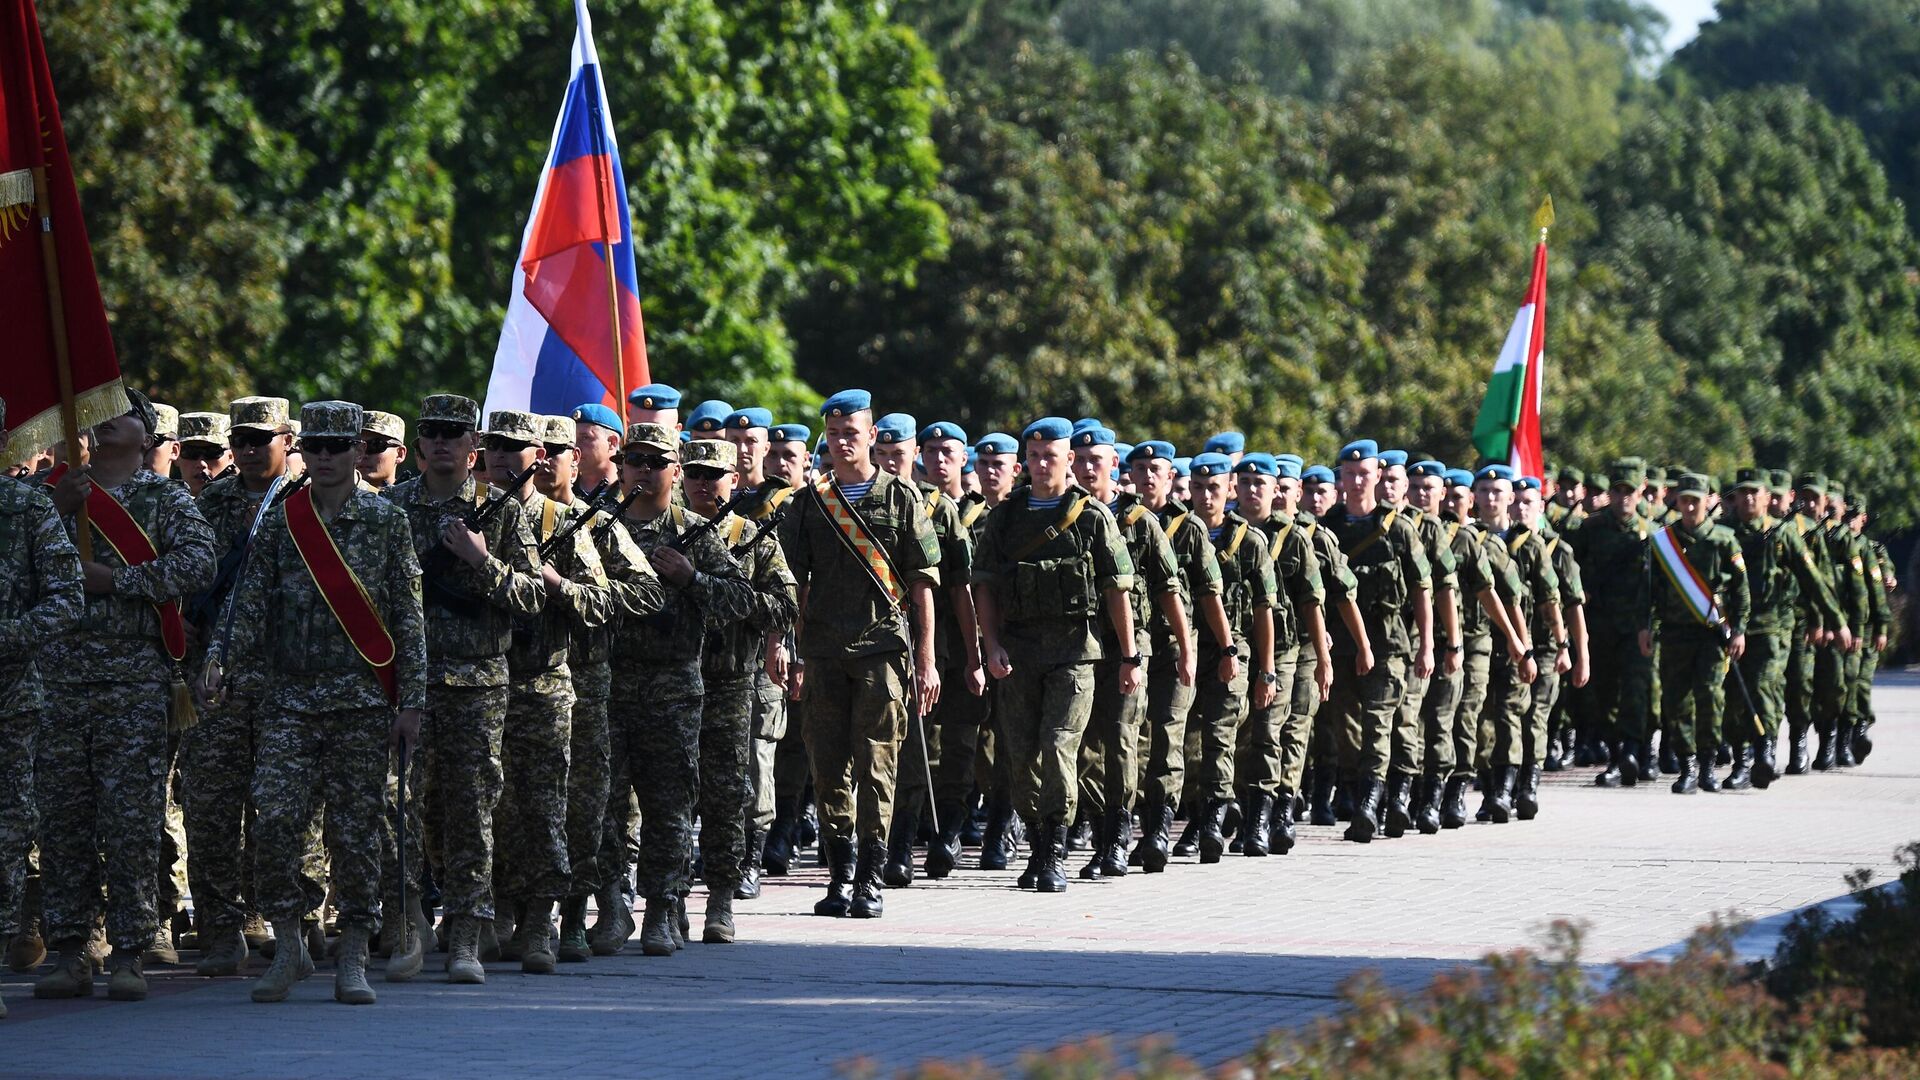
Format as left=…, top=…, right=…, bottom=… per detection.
left=0, top=381, right=1895, bottom=1011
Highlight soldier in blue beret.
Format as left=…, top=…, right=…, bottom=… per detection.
left=626, top=383, right=682, bottom=429
left=572, top=403, right=626, bottom=496
left=1235, top=452, right=1277, bottom=477
left=1204, top=431, right=1246, bottom=465
left=762, top=424, right=812, bottom=493
left=685, top=399, right=734, bottom=438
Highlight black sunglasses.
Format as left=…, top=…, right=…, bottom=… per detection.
left=300, top=437, right=361, bottom=457
left=418, top=421, right=472, bottom=441
left=543, top=442, right=575, bottom=458
left=362, top=437, right=399, bottom=455
left=482, top=434, right=536, bottom=453
left=181, top=444, right=228, bottom=462
left=231, top=429, right=281, bottom=449
left=623, top=452, right=674, bottom=470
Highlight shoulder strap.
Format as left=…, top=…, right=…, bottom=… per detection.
left=961, top=501, right=987, bottom=529
left=1545, top=535, right=1560, bottom=557
left=1269, top=520, right=1296, bottom=562
left=726, top=516, right=748, bottom=546
left=1123, top=504, right=1149, bottom=528
left=1346, top=508, right=1398, bottom=561
left=1009, top=494, right=1091, bottom=563
left=1507, top=530, right=1530, bottom=556
left=540, top=497, right=559, bottom=543
left=1168, top=511, right=1189, bottom=536
left=1222, top=521, right=1248, bottom=559
left=809, top=477, right=906, bottom=609
left=924, top=487, right=942, bottom=520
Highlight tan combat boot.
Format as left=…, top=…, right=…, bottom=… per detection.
left=249, top=919, right=312, bottom=1003
left=333, top=926, right=376, bottom=1005
left=107, top=949, right=148, bottom=1001
left=195, top=924, right=249, bottom=977
left=703, top=892, right=736, bottom=944
left=8, top=876, right=46, bottom=971
left=242, top=912, right=274, bottom=957
left=144, top=918, right=180, bottom=966
left=384, top=907, right=424, bottom=983
left=521, top=900, right=556, bottom=974
left=32, top=941, right=92, bottom=999
left=446, top=915, right=485, bottom=985
left=640, top=897, right=675, bottom=957
left=588, top=884, right=630, bottom=956
left=411, top=896, right=437, bottom=955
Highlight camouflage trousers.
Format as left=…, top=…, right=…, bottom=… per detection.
left=1389, top=641, right=1430, bottom=777
left=38, top=680, right=167, bottom=951
left=1275, top=643, right=1321, bottom=795
left=498, top=667, right=574, bottom=904
left=1851, top=646, right=1880, bottom=729
left=181, top=683, right=266, bottom=935
left=932, top=677, right=988, bottom=811
left=1236, top=649, right=1299, bottom=796
left=1731, top=631, right=1790, bottom=738
left=895, top=654, right=973, bottom=830
left=421, top=682, right=508, bottom=919
left=1476, top=650, right=1531, bottom=770
left=565, top=660, right=611, bottom=897
left=801, top=652, right=907, bottom=846
left=1139, top=649, right=1199, bottom=808
left=1450, top=641, right=1492, bottom=778
left=160, top=732, right=188, bottom=922
left=1420, top=657, right=1466, bottom=777
left=1193, top=652, right=1251, bottom=803
left=1522, top=663, right=1560, bottom=766
left=0, top=708, right=36, bottom=937
left=1660, top=632, right=1729, bottom=755
left=998, top=659, right=1095, bottom=826
left=1079, top=655, right=1147, bottom=818
left=252, top=699, right=391, bottom=932
left=699, top=673, right=754, bottom=894
left=1785, top=626, right=1818, bottom=736
left=1586, top=623, right=1652, bottom=744
left=1812, top=644, right=1860, bottom=736
left=607, top=661, right=702, bottom=902
left=1331, top=651, right=1408, bottom=782
left=748, top=671, right=784, bottom=833
left=772, top=695, right=810, bottom=828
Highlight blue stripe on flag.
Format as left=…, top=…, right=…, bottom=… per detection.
left=529, top=328, right=611, bottom=415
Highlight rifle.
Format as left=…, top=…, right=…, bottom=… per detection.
left=420, top=462, right=541, bottom=617
left=187, top=472, right=309, bottom=629
left=202, top=472, right=309, bottom=688
left=538, top=479, right=612, bottom=560
left=631, top=479, right=783, bottom=631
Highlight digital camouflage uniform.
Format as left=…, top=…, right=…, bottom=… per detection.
left=228, top=473, right=428, bottom=933
left=41, top=469, right=214, bottom=953
left=383, top=459, right=546, bottom=921
left=605, top=503, right=752, bottom=905
left=972, top=485, right=1134, bottom=831
left=780, top=469, right=940, bottom=848
left=0, top=476, right=83, bottom=937
left=500, top=483, right=611, bottom=908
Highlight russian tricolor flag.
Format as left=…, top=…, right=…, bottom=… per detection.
left=484, top=0, right=648, bottom=419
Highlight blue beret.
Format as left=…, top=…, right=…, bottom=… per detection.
left=1204, top=431, right=1246, bottom=455
left=1475, top=464, right=1516, bottom=483
left=1302, top=465, right=1336, bottom=484
left=1274, top=458, right=1303, bottom=480
left=1022, top=416, right=1072, bottom=443
left=1275, top=453, right=1304, bottom=470
left=975, top=432, right=1018, bottom=456
left=571, top=403, right=624, bottom=436
left=1339, top=439, right=1379, bottom=463
left=1191, top=452, right=1233, bottom=477
left=679, top=429, right=692, bottom=444
left=1379, top=449, right=1409, bottom=468
left=1114, top=441, right=1134, bottom=461
left=820, top=389, right=872, bottom=418
left=687, top=399, right=734, bottom=433
left=1516, top=476, right=1542, bottom=492
left=724, top=407, right=772, bottom=432
left=1409, top=460, right=1446, bottom=479
left=919, top=421, right=968, bottom=444
left=1071, top=417, right=1104, bottom=435
left=627, top=383, right=681, bottom=410
left=875, top=412, right=917, bottom=444
left=1127, top=440, right=1176, bottom=464
left=769, top=423, right=810, bottom=444
left=1171, top=456, right=1193, bottom=477
left=964, top=448, right=977, bottom=474
left=1235, top=452, right=1278, bottom=476
left=1073, top=425, right=1116, bottom=448
left=1444, top=468, right=1476, bottom=488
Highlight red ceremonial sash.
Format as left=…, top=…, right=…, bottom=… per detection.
left=284, top=486, right=399, bottom=704
left=46, top=464, right=187, bottom=662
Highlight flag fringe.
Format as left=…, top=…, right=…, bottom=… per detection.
left=0, top=168, right=32, bottom=209
left=4, top=378, right=127, bottom=468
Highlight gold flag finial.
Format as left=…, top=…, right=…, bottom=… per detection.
left=1533, top=195, right=1555, bottom=239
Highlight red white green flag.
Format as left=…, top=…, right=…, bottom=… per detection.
left=1471, top=197, right=1553, bottom=478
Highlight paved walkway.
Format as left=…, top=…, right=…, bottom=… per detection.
left=6, top=675, right=1918, bottom=1079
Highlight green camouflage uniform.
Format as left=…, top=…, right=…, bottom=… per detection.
left=382, top=471, right=546, bottom=920
left=1322, top=504, right=1430, bottom=783
left=892, top=484, right=973, bottom=845
left=1140, top=500, right=1222, bottom=809
left=1190, top=513, right=1275, bottom=802
left=42, top=470, right=214, bottom=951
left=1393, top=508, right=1456, bottom=776
left=1476, top=524, right=1555, bottom=771
left=228, top=481, right=428, bottom=931
left=973, top=486, right=1134, bottom=829
left=1080, top=494, right=1178, bottom=821
left=1813, top=516, right=1868, bottom=747
left=1730, top=511, right=1840, bottom=741
left=1569, top=509, right=1652, bottom=748
left=1301, top=513, right=1354, bottom=784
left=1427, top=516, right=1501, bottom=779
left=1852, top=537, right=1893, bottom=732
left=1521, top=523, right=1581, bottom=766
left=930, top=493, right=991, bottom=817
left=0, top=477, right=83, bottom=936
left=1646, top=518, right=1749, bottom=756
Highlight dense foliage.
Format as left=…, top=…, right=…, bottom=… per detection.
left=39, top=0, right=1920, bottom=524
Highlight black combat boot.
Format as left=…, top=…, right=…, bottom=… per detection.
left=1079, top=812, right=1109, bottom=881
left=1308, top=771, right=1337, bottom=827
left=1814, top=726, right=1836, bottom=771
left=1751, top=737, right=1777, bottom=789
left=1670, top=752, right=1699, bottom=794
left=1543, top=733, right=1564, bottom=772
left=1097, top=807, right=1132, bottom=878
left=1785, top=724, right=1811, bottom=775
left=1851, top=722, right=1874, bottom=764
left=1171, top=810, right=1200, bottom=858
left=1240, top=791, right=1272, bottom=857
left=1594, top=742, right=1624, bottom=788
left=813, top=837, right=856, bottom=917
left=1513, top=766, right=1541, bottom=820
left=1715, top=743, right=1733, bottom=767
left=1343, top=778, right=1383, bottom=843
left=1066, top=813, right=1094, bottom=855
left=1657, top=740, right=1679, bottom=777
left=882, top=802, right=916, bottom=889
left=978, top=796, right=1015, bottom=871
left=961, top=797, right=987, bottom=847
left=1382, top=774, right=1414, bottom=838
left=1835, top=723, right=1858, bottom=768
left=1440, top=775, right=1469, bottom=830
left=1197, top=800, right=1229, bottom=864
left=737, top=828, right=763, bottom=900
left=1483, top=766, right=1516, bottom=823
left=923, top=800, right=965, bottom=880
left=762, top=812, right=794, bottom=876
left=1333, top=774, right=1356, bottom=822
left=1017, top=819, right=1045, bottom=889
left=1136, top=798, right=1171, bottom=874
left=1619, top=740, right=1642, bottom=788
left=1035, top=821, right=1069, bottom=893
left=1697, top=749, right=1723, bottom=793
left=1268, top=789, right=1298, bottom=853
left=850, top=840, right=886, bottom=918
left=1723, top=742, right=1752, bottom=791
left=1414, top=774, right=1443, bottom=835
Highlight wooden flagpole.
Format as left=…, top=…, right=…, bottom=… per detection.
left=33, top=164, right=91, bottom=560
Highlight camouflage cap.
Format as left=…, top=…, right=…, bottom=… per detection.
left=123, top=387, right=160, bottom=435
left=1731, top=466, right=1769, bottom=491
left=681, top=438, right=737, bottom=472
left=539, top=415, right=574, bottom=446
left=624, top=422, right=677, bottom=455
left=482, top=409, right=541, bottom=444
left=1672, top=472, right=1711, bottom=496
left=1644, top=464, right=1669, bottom=486
left=152, top=403, right=179, bottom=440
left=1587, top=472, right=1610, bottom=491
left=1828, top=480, right=1848, bottom=500
left=301, top=400, right=365, bottom=440
left=1794, top=471, right=1827, bottom=495
left=1607, top=458, right=1646, bottom=487
left=230, top=396, right=292, bottom=432
left=178, top=412, right=230, bottom=448
left=362, top=410, right=405, bottom=443
left=418, top=393, right=480, bottom=428
left=1768, top=468, right=1793, bottom=495
left=287, top=417, right=302, bottom=436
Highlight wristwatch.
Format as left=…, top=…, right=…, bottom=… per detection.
left=1444, top=644, right=1463, bottom=654
left=1121, top=654, right=1144, bottom=667
left=1223, top=644, right=1240, bottom=659
left=1258, top=671, right=1279, bottom=686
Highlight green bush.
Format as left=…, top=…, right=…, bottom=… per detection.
left=1770, top=842, right=1920, bottom=1050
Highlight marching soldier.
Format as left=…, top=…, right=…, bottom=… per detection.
left=1377, top=450, right=1458, bottom=838
left=1783, top=474, right=1847, bottom=773
left=972, top=418, right=1136, bottom=892
left=214, top=401, right=428, bottom=1005
left=38, top=389, right=215, bottom=1002
left=357, top=411, right=409, bottom=490
left=1513, top=477, right=1582, bottom=819
left=1469, top=465, right=1551, bottom=823
left=1848, top=502, right=1892, bottom=761
left=780, top=390, right=941, bottom=918
left=177, top=412, right=234, bottom=498
left=0, top=397, right=85, bottom=1019
left=969, top=431, right=1023, bottom=870
left=1573, top=460, right=1655, bottom=788
left=382, top=394, right=546, bottom=984
left=760, top=422, right=815, bottom=879
left=1813, top=482, right=1869, bottom=770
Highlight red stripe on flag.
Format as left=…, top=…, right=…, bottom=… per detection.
left=522, top=242, right=647, bottom=394
left=522, top=155, right=622, bottom=266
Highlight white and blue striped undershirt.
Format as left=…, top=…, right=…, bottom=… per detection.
left=1029, top=493, right=1065, bottom=511
left=840, top=478, right=875, bottom=502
